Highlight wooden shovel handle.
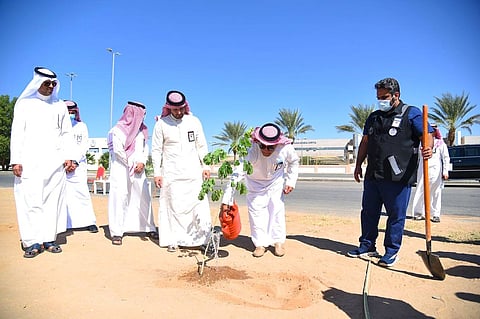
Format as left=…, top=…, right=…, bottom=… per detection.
left=422, top=105, right=432, bottom=242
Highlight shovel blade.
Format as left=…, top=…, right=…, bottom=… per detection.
left=419, top=251, right=446, bottom=280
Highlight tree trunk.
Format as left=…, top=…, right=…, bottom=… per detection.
left=447, top=128, right=456, bottom=146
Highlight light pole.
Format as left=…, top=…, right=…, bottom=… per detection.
left=65, top=72, right=77, bottom=100
left=107, top=48, right=121, bottom=128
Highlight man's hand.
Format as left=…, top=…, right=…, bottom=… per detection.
left=220, top=203, right=231, bottom=213
left=64, top=160, right=75, bottom=173
left=12, top=164, right=22, bottom=177
left=70, top=161, right=79, bottom=173
left=202, top=170, right=211, bottom=180
left=283, top=185, right=294, bottom=194
left=421, top=146, right=433, bottom=160
left=154, top=176, right=163, bottom=188
left=354, top=166, right=363, bottom=183
left=134, top=162, right=145, bottom=174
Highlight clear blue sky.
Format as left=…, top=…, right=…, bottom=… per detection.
left=1, top=0, right=479, bottom=147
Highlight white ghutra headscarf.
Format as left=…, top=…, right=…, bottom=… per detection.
left=17, top=67, right=61, bottom=104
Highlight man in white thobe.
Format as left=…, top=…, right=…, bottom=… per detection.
left=107, top=101, right=157, bottom=245
left=221, top=123, right=299, bottom=258
left=10, top=67, right=75, bottom=258
left=65, top=100, right=98, bottom=233
left=151, top=90, right=212, bottom=252
left=412, top=124, right=450, bottom=222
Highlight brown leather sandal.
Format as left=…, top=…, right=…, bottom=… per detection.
left=112, top=236, right=122, bottom=245
left=23, top=243, right=43, bottom=258
left=43, top=242, right=62, bottom=253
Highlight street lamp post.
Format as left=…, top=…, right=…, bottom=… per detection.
left=107, top=48, right=121, bottom=128
left=65, top=72, right=77, bottom=100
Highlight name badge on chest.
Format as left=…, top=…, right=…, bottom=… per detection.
left=188, top=131, right=195, bottom=142
left=389, top=117, right=402, bottom=136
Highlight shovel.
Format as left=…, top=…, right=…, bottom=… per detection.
left=419, top=104, right=446, bottom=280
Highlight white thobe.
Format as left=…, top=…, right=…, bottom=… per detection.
left=222, top=143, right=299, bottom=248
left=10, top=97, right=74, bottom=247
left=151, top=114, right=212, bottom=247
left=412, top=140, right=450, bottom=218
left=65, top=121, right=97, bottom=229
left=107, top=127, right=156, bottom=237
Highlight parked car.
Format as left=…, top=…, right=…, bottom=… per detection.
left=448, top=144, right=480, bottom=179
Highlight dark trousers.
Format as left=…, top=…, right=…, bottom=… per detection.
left=359, top=178, right=411, bottom=256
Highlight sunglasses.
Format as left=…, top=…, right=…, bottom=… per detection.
left=42, top=80, right=57, bottom=87
left=258, top=143, right=276, bottom=151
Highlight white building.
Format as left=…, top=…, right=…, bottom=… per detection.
left=87, top=138, right=109, bottom=170
left=293, top=138, right=353, bottom=164
left=460, top=135, right=480, bottom=145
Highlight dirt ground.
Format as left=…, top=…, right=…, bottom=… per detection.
left=0, top=187, right=479, bottom=319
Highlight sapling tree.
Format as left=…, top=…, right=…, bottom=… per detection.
left=198, top=128, right=254, bottom=201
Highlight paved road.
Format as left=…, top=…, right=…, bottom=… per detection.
left=0, top=171, right=14, bottom=188
left=1, top=170, right=478, bottom=218
left=229, top=179, right=479, bottom=218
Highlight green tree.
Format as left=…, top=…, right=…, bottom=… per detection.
left=429, top=92, right=480, bottom=146
left=274, top=108, right=314, bottom=143
left=99, top=152, right=110, bottom=170
left=0, top=136, right=10, bottom=170
left=86, top=152, right=96, bottom=165
left=0, top=95, right=16, bottom=170
left=145, top=154, right=153, bottom=177
left=335, top=104, right=375, bottom=134
left=212, top=121, right=248, bottom=162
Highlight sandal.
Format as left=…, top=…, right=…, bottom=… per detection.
left=43, top=241, right=62, bottom=253
left=112, top=236, right=122, bottom=245
left=23, top=243, right=43, bottom=258
left=147, top=231, right=159, bottom=240
left=87, top=225, right=99, bottom=233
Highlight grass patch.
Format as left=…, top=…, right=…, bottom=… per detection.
left=443, top=231, right=480, bottom=244
left=404, top=218, right=480, bottom=244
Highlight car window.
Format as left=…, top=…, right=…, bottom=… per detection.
left=447, top=144, right=480, bottom=178
left=465, top=147, right=480, bottom=156
left=449, top=147, right=464, bottom=157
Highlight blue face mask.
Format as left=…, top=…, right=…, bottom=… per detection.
left=69, top=114, right=76, bottom=120
left=377, top=100, right=392, bottom=112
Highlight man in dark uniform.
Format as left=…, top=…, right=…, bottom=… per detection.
left=347, top=77, right=434, bottom=267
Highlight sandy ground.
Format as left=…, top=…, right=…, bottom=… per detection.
left=0, top=187, right=479, bottom=319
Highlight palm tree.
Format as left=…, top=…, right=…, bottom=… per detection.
left=99, top=152, right=110, bottom=170
left=212, top=121, right=248, bottom=161
left=274, top=108, right=314, bottom=142
left=335, top=104, right=375, bottom=134
left=429, top=92, right=480, bottom=146
left=86, top=152, right=96, bottom=165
